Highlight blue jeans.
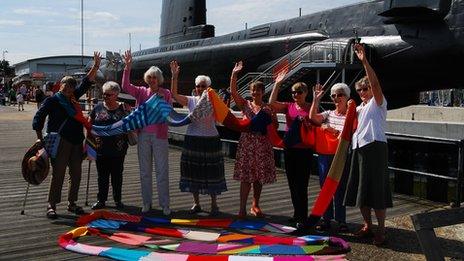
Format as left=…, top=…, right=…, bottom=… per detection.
left=317, top=154, right=348, bottom=223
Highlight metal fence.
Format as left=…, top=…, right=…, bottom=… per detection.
left=386, top=132, right=463, bottom=207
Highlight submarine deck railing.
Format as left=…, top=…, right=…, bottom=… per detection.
left=168, top=109, right=464, bottom=208
left=233, top=40, right=354, bottom=107
left=385, top=132, right=463, bottom=207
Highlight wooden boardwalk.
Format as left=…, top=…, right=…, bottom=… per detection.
left=1, top=104, right=462, bottom=260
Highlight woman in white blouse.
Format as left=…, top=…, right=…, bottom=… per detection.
left=343, top=43, right=392, bottom=246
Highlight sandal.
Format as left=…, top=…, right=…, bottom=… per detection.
left=373, top=231, right=387, bottom=246
left=210, top=205, right=220, bottom=217
left=46, top=207, right=57, bottom=219
left=353, top=226, right=374, bottom=238
left=250, top=207, right=265, bottom=217
left=67, top=204, right=85, bottom=215
left=189, top=204, right=202, bottom=214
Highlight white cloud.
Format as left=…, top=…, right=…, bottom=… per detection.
left=87, top=26, right=157, bottom=38
left=0, top=20, right=25, bottom=26
left=87, top=11, right=119, bottom=21
left=13, top=8, right=59, bottom=16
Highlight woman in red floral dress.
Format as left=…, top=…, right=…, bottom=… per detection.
left=230, top=61, right=276, bottom=218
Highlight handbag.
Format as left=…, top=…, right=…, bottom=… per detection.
left=127, top=131, right=138, bottom=146
left=43, top=119, right=67, bottom=158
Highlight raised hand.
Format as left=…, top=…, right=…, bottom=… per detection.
left=123, top=50, right=132, bottom=68
left=312, top=83, right=324, bottom=101
left=354, top=43, right=366, bottom=62
left=93, top=51, right=102, bottom=68
left=170, top=60, right=179, bottom=78
left=232, top=61, right=243, bottom=76
left=275, top=69, right=287, bottom=85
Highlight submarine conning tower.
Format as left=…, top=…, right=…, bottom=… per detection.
left=159, top=0, right=215, bottom=46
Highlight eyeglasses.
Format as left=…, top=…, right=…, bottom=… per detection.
left=196, top=84, right=207, bottom=88
left=103, top=92, right=116, bottom=97
left=356, top=87, right=369, bottom=93
left=291, top=90, right=303, bottom=95
left=330, top=93, right=345, bottom=99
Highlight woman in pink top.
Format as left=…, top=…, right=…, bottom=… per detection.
left=122, top=50, right=172, bottom=216
left=269, top=74, right=313, bottom=228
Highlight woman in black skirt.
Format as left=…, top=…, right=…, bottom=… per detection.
left=170, top=61, right=226, bottom=216
left=344, top=43, right=392, bottom=246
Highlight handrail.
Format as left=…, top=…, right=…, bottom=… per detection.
left=232, top=39, right=355, bottom=108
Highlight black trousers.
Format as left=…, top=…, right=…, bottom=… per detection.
left=95, top=155, right=125, bottom=202
left=284, top=147, right=313, bottom=222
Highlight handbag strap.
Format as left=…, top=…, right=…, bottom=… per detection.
left=57, top=118, right=68, bottom=133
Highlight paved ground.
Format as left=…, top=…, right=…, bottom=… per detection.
left=0, top=103, right=463, bottom=260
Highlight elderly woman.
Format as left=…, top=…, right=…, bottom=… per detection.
left=33, top=52, right=101, bottom=219
left=344, top=43, right=392, bottom=246
left=230, top=61, right=276, bottom=218
left=122, top=50, right=171, bottom=215
left=309, top=82, right=350, bottom=232
left=90, top=81, right=129, bottom=210
left=170, top=60, right=226, bottom=216
left=269, top=75, right=313, bottom=228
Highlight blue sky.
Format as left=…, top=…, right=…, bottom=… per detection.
left=0, top=0, right=361, bottom=65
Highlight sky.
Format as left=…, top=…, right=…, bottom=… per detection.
left=0, top=0, right=362, bottom=65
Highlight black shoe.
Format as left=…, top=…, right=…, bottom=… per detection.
left=315, top=220, right=331, bottom=233
left=91, top=201, right=106, bottom=210
left=67, top=203, right=85, bottom=215
left=115, top=202, right=124, bottom=210
left=46, top=206, right=57, bottom=219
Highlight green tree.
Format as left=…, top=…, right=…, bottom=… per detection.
left=0, top=60, right=15, bottom=77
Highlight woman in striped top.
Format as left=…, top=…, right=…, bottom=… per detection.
left=308, top=82, right=350, bottom=233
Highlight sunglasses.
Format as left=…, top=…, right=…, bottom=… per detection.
left=356, top=87, right=369, bottom=93
left=330, top=93, right=345, bottom=99
left=196, top=84, right=207, bottom=88
left=291, top=90, right=303, bottom=95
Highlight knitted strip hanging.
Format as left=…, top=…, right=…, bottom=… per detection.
left=307, top=100, right=357, bottom=227
left=91, top=94, right=172, bottom=136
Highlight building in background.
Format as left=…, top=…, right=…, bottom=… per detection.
left=13, top=55, right=92, bottom=88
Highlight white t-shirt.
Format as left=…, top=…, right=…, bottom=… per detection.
left=320, top=110, right=346, bottom=132
left=352, top=96, right=387, bottom=149
left=185, top=96, right=219, bottom=137
left=16, top=94, right=24, bottom=103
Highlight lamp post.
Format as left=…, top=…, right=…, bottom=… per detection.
left=1, top=50, right=7, bottom=88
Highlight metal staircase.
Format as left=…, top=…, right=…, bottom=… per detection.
left=230, top=38, right=364, bottom=109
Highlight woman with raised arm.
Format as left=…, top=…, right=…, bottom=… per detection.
left=309, top=82, right=350, bottom=233
left=170, top=60, right=226, bottom=216
left=269, top=73, right=313, bottom=228
left=343, top=43, right=392, bottom=246
left=122, top=50, right=172, bottom=216
left=230, top=61, right=276, bottom=218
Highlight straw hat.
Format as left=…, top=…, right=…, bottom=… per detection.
left=21, top=140, right=50, bottom=185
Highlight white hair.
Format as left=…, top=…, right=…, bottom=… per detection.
left=331, top=83, right=350, bottom=97
left=144, top=66, right=164, bottom=85
left=195, top=75, right=211, bottom=87
left=102, top=81, right=121, bottom=93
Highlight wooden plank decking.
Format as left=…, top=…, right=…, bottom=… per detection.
left=0, top=104, right=462, bottom=260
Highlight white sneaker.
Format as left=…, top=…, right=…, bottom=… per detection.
left=162, top=206, right=171, bottom=216
left=141, top=203, right=151, bottom=213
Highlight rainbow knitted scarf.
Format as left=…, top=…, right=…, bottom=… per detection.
left=56, top=92, right=91, bottom=132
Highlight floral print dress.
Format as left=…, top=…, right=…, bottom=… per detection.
left=233, top=101, right=276, bottom=184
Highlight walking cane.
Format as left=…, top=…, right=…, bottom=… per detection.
left=85, top=160, right=91, bottom=206
left=20, top=183, right=30, bottom=215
